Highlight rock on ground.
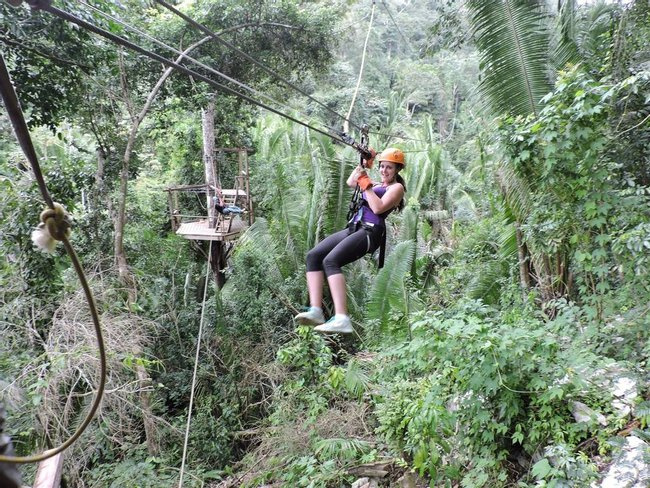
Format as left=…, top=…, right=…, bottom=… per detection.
left=594, top=435, right=650, bottom=488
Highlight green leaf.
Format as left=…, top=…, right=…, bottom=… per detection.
left=532, top=458, right=552, bottom=479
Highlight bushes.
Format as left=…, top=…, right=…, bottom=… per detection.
left=374, top=303, right=612, bottom=485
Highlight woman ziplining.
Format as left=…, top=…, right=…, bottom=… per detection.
left=294, top=147, right=407, bottom=334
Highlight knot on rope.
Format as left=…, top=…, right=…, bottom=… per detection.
left=31, top=203, right=72, bottom=253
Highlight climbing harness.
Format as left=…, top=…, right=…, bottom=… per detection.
left=0, top=51, right=107, bottom=465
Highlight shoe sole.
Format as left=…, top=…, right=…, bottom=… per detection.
left=313, top=326, right=354, bottom=334
left=295, top=317, right=325, bottom=326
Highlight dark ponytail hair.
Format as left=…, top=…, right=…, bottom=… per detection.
left=396, top=173, right=406, bottom=212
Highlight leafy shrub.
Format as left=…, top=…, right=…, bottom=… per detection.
left=375, top=377, right=456, bottom=481
left=374, top=303, right=612, bottom=485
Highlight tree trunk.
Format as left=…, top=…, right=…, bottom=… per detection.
left=115, top=127, right=138, bottom=305
left=201, top=97, right=228, bottom=288
left=113, top=37, right=214, bottom=304
left=135, top=363, right=159, bottom=456
left=531, top=252, right=556, bottom=313
left=211, top=242, right=228, bottom=289
left=203, top=97, right=217, bottom=225
left=515, top=223, right=531, bottom=293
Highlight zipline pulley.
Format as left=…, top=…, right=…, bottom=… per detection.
left=337, top=124, right=372, bottom=162
left=343, top=124, right=371, bottom=221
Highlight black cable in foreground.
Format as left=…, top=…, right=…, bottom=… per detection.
left=0, top=50, right=107, bottom=466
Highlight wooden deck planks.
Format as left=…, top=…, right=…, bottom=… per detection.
left=175, top=219, right=246, bottom=241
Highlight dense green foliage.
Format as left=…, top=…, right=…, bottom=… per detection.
left=1, top=1, right=650, bottom=487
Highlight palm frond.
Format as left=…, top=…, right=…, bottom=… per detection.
left=496, top=162, right=534, bottom=223
left=399, top=207, right=418, bottom=242
left=427, top=144, right=444, bottom=198
left=553, top=0, right=580, bottom=69
left=467, top=259, right=508, bottom=304
left=497, top=222, right=519, bottom=261
left=237, top=218, right=287, bottom=279
left=314, top=437, right=373, bottom=461
left=321, top=144, right=353, bottom=235
left=575, top=2, right=619, bottom=60
left=468, top=0, right=553, bottom=117
left=424, top=210, right=449, bottom=222
left=344, top=359, right=370, bottom=399
left=366, top=240, right=416, bottom=330
left=306, top=149, right=326, bottom=252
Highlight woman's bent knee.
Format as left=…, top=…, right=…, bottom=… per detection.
left=322, top=255, right=342, bottom=277
left=306, top=248, right=324, bottom=272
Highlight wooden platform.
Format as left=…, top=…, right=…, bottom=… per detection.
left=175, top=219, right=246, bottom=241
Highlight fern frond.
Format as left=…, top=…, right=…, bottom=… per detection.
left=553, top=0, right=580, bottom=69
left=345, top=359, right=370, bottom=399
left=496, top=162, right=534, bottom=223
left=467, top=259, right=508, bottom=304
left=424, top=210, right=449, bottom=222
left=366, top=240, right=416, bottom=330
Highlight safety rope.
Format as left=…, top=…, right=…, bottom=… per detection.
left=178, top=240, right=213, bottom=488
left=152, top=0, right=363, bottom=133
left=0, top=51, right=107, bottom=464
left=344, top=1, right=376, bottom=134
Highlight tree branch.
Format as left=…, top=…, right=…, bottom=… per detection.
left=0, top=35, right=93, bottom=70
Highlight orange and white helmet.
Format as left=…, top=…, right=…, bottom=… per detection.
left=377, top=147, right=405, bottom=166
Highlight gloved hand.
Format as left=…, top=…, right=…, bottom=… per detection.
left=363, top=148, right=376, bottom=169
left=357, top=171, right=373, bottom=191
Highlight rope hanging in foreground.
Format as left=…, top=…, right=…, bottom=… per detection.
left=178, top=240, right=214, bottom=488
left=0, top=52, right=107, bottom=464
left=344, top=1, right=376, bottom=134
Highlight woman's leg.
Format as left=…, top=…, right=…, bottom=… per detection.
left=322, top=229, right=372, bottom=316
left=305, top=228, right=350, bottom=304
left=327, top=273, right=347, bottom=315
left=306, top=271, right=324, bottom=308
left=295, top=229, right=350, bottom=325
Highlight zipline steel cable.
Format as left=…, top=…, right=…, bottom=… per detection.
left=79, top=0, right=325, bottom=133
left=152, top=0, right=427, bottom=143
left=0, top=52, right=107, bottom=465
left=36, top=3, right=358, bottom=148
left=151, top=0, right=365, bottom=132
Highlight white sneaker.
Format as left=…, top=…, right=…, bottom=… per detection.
left=294, top=307, right=325, bottom=326
left=314, top=315, right=354, bottom=334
